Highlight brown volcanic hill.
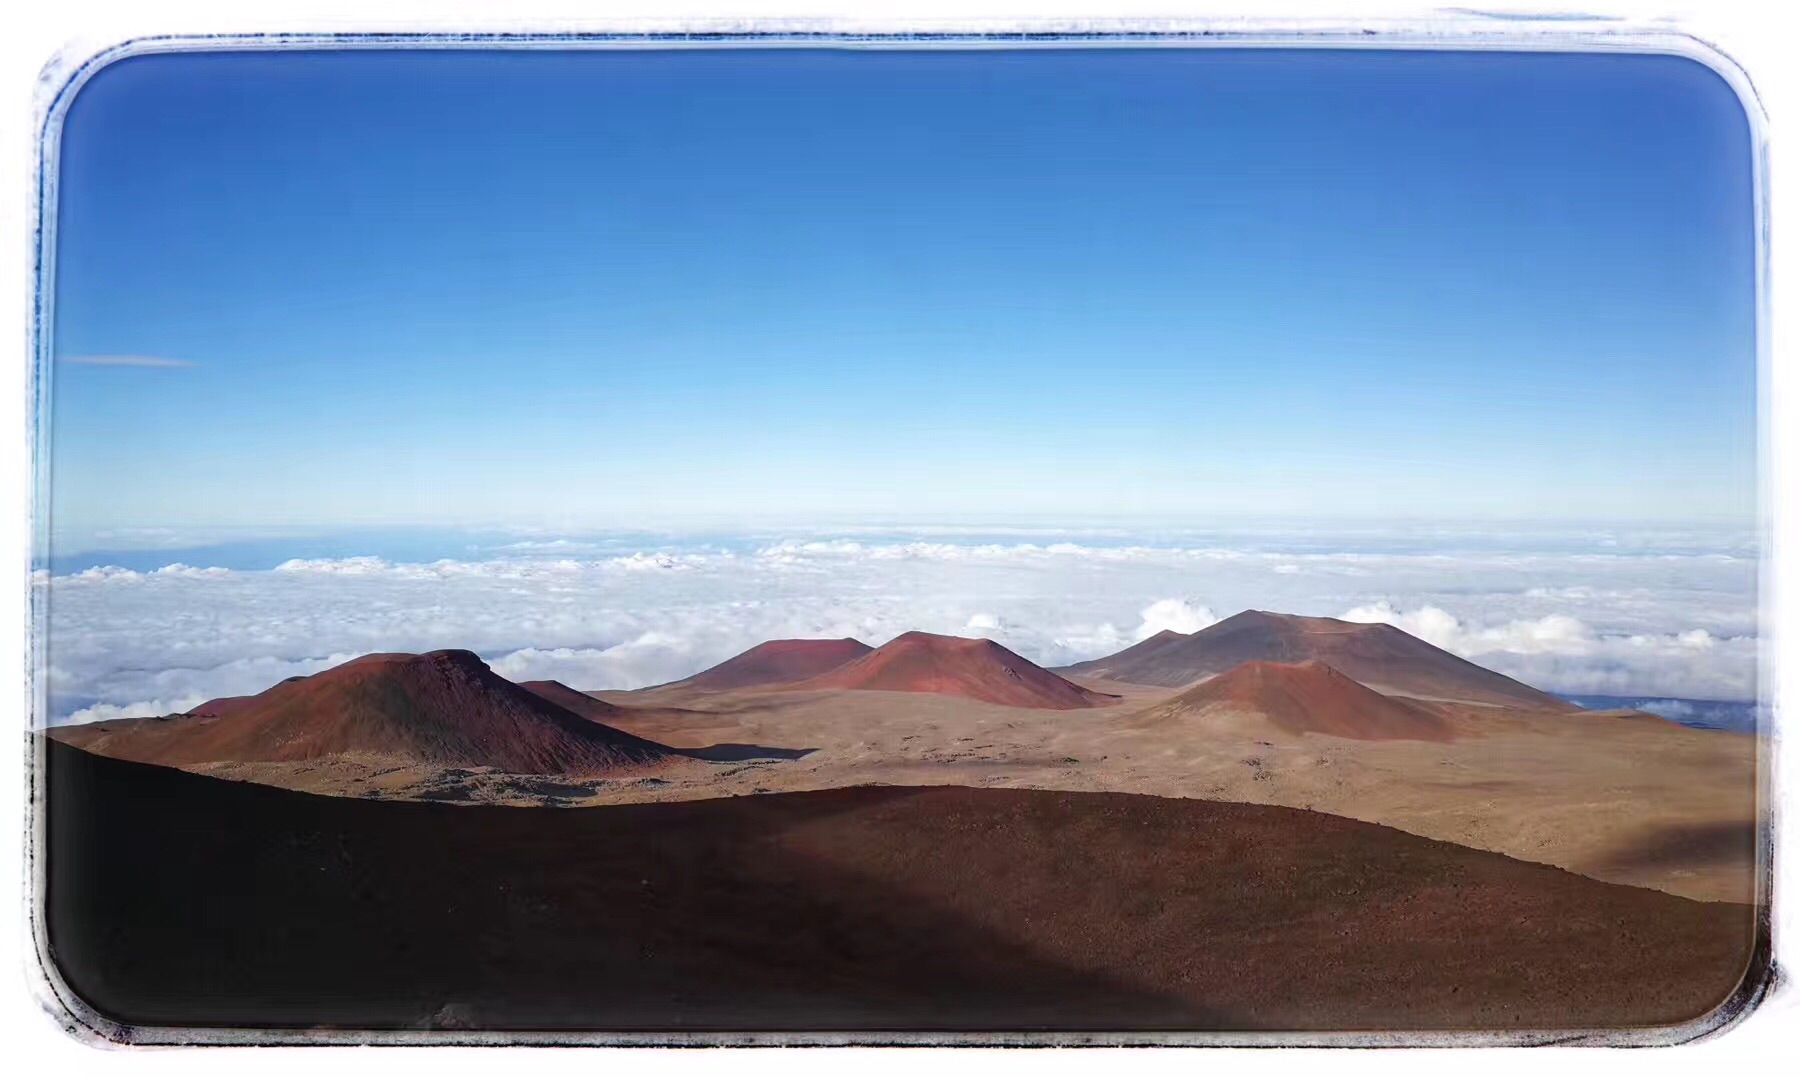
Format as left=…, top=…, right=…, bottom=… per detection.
left=1063, top=628, right=1192, bottom=680
left=45, top=740, right=1758, bottom=1033
left=517, top=679, right=630, bottom=722
left=184, top=695, right=258, bottom=719
left=184, top=674, right=316, bottom=719
left=51, top=651, right=671, bottom=776
left=665, top=637, right=874, bottom=691
left=1143, top=659, right=1454, bottom=742
left=1065, top=609, right=1574, bottom=710
left=793, top=631, right=1114, bottom=710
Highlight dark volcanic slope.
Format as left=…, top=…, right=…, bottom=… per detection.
left=666, top=638, right=874, bottom=691
left=44, top=740, right=1755, bottom=1034
left=1066, top=609, right=1574, bottom=710
left=794, top=631, right=1113, bottom=709
left=1141, top=659, right=1454, bottom=742
left=50, top=651, right=670, bottom=776
left=517, top=679, right=630, bottom=723
left=1063, top=628, right=1192, bottom=682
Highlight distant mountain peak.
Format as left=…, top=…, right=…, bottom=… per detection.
left=1065, top=607, right=1572, bottom=710
left=661, top=637, right=873, bottom=691
left=794, top=630, right=1114, bottom=710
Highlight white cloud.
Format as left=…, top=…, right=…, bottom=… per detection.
left=488, top=634, right=705, bottom=690
left=498, top=538, right=601, bottom=552
left=1341, top=602, right=1598, bottom=653
left=610, top=552, right=701, bottom=571
left=150, top=563, right=233, bottom=579
left=1339, top=602, right=1756, bottom=700
left=64, top=697, right=206, bottom=724
left=40, top=532, right=1761, bottom=723
left=274, top=556, right=391, bottom=574
left=1132, top=598, right=1217, bottom=640
left=68, top=565, right=143, bottom=583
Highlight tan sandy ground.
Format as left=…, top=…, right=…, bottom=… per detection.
left=190, top=675, right=1762, bottom=904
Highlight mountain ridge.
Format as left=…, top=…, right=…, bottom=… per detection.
left=1064, top=609, right=1574, bottom=710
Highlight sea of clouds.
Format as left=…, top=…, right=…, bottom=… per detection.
left=36, top=529, right=1762, bottom=725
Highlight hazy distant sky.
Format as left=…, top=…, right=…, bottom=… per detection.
left=48, top=48, right=1758, bottom=545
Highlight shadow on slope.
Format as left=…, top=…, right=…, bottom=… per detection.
left=679, top=743, right=818, bottom=762
left=42, top=740, right=1207, bottom=1032
left=1599, top=819, right=1760, bottom=874
left=42, top=741, right=1758, bottom=1034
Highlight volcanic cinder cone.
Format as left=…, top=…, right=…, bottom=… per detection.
left=1066, top=609, right=1573, bottom=710
left=1140, top=658, right=1455, bottom=742
left=54, top=650, right=672, bottom=776
left=1063, top=628, right=1192, bottom=681
left=665, top=638, right=873, bottom=691
left=792, top=631, right=1114, bottom=709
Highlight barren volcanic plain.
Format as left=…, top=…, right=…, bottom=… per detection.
left=44, top=608, right=1764, bottom=1034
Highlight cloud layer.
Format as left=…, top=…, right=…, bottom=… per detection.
left=38, top=532, right=1760, bottom=724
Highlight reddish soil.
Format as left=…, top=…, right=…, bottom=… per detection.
left=667, top=638, right=874, bottom=691
left=1148, top=659, right=1455, bottom=742
left=795, top=631, right=1114, bottom=710
left=50, top=651, right=671, bottom=776
left=1066, top=609, right=1575, bottom=710
left=43, top=740, right=1758, bottom=1034
left=184, top=695, right=261, bottom=719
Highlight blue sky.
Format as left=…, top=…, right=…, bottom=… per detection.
left=48, top=47, right=1758, bottom=549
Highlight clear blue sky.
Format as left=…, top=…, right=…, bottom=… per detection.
left=48, top=47, right=1758, bottom=545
